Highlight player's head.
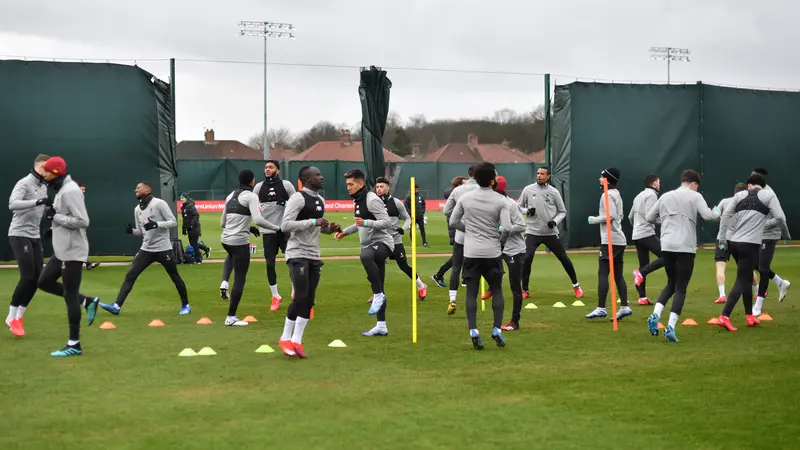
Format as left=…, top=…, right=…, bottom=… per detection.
left=375, top=177, right=390, bottom=196
left=467, top=165, right=476, bottom=179
left=600, top=167, right=621, bottom=189
left=680, top=169, right=701, bottom=191
left=733, top=182, right=747, bottom=194
left=264, top=160, right=281, bottom=178
left=494, top=175, right=507, bottom=196
left=414, top=185, right=420, bottom=192
left=76, top=180, right=86, bottom=193
left=752, top=168, right=768, bottom=178
left=42, top=156, right=67, bottom=182
left=299, top=166, right=324, bottom=190
left=344, top=169, right=366, bottom=195
left=474, top=162, right=497, bottom=188
left=239, top=169, right=256, bottom=187
left=536, top=166, right=551, bottom=185
left=644, top=173, right=660, bottom=191
left=135, top=182, right=152, bottom=199
left=33, top=154, right=51, bottom=177
left=452, top=176, right=466, bottom=188
left=179, top=192, right=188, bottom=203
left=746, top=173, right=766, bottom=189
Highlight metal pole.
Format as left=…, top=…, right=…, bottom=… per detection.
left=667, top=56, right=671, bottom=84
left=544, top=73, right=551, bottom=168
left=263, top=33, right=269, bottom=160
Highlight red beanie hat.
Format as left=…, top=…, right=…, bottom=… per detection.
left=495, top=175, right=507, bottom=194
left=43, top=157, right=67, bottom=176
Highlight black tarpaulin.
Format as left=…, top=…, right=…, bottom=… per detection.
left=358, top=66, right=392, bottom=189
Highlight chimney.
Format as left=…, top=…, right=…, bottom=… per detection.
left=204, top=128, right=215, bottom=142
left=467, top=131, right=478, bottom=148
left=411, top=143, right=421, bottom=156
left=340, top=129, right=352, bottom=146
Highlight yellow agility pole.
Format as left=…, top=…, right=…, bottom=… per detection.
left=410, top=177, right=418, bottom=343
left=480, top=277, right=486, bottom=311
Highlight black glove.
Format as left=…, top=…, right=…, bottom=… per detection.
left=396, top=227, right=405, bottom=235
left=44, top=228, right=53, bottom=239
left=717, top=240, right=727, bottom=250
left=45, top=206, right=56, bottom=219
left=182, top=227, right=188, bottom=236
left=526, top=208, right=536, bottom=217
left=249, top=226, right=261, bottom=237
left=36, top=198, right=53, bottom=207
left=547, top=220, right=557, bottom=229
left=143, top=219, right=158, bottom=231
left=125, top=224, right=134, bottom=235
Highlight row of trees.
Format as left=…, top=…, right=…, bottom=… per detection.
left=248, top=107, right=548, bottom=157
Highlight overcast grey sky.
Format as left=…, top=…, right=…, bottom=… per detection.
left=1, top=0, right=797, bottom=144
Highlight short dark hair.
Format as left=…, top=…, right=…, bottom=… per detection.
left=644, top=174, right=659, bottom=187
left=343, top=169, right=365, bottom=181
left=734, top=182, right=747, bottom=194
left=681, top=169, right=701, bottom=185
left=375, top=176, right=390, bottom=185
left=473, top=162, right=497, bottom=188
left=538, top=166, right=551, bottom=176
left=753, top=168, right=768, bottom=177
left=34, top=154, right=51, bottom=164
left=238, top=169, right=255, bottom=186
left=746, top=173, right=766, bottom=188
left=265, top=159, right=281, bottom=170
left=452, top=176, right=466, bottom=188
left=467, top=165, right=477, bottom=178
left=138, top=182, right=152, bottom=190
left=75, top=180, right=85, bottom=188
left=298, top=166, right=311, bottom=181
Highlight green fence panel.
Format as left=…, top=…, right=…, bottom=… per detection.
left=495, top=163, right=539, bottom=198
left=176, top=159, right=227, bottom=200
left=0, top=60, right=169, bottom=259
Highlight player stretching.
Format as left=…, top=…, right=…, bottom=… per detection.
left=442, top=165, right=479, bottom=314
left=751, top=168, right=791, bottom=315
left=629, top=174, right=664, bottom=305
left=99, top=183, right=191, bottom=316
left=278, top=166, right=340, bottom=358
left=430, top=176, right=467, bottom=287
left=334, top=169, right=395, bottom=337
left=711, top=183, right=750, bottom=304
left=518, top=167, right=583, bottom=300
left=717, top=172, right=788, bottom=331
left=645, top=170, right=720, bottom=343
left=220, top=169, right=280, bottom=326
left=449, top=162, right=511, bottom=349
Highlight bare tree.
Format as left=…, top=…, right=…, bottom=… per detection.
left=248, top=127, right=295, bottom=151
left=492, top=108, right=518, bottom=125
left=407, top=114, right=427, bottom=129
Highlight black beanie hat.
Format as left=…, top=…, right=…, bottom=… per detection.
left=601, top=168, right=621, bottom=183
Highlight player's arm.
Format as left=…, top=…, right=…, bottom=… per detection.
left=396, top=199, right=412, bottom=232
left=765, top=193, right=791, bottom=240
left=516, top=186, right=529, bottom=209
left=284, top=181, right=297, bottom=197
left=246, top=193, right=279, bottom=231
left=52, top=190, right=90, bottom=230
left=551, top=188, right=567, bottom=225
left=442, top=188, right=457, bottom=216
left=645, top=198, right=661, bottom=224
left=694, top=193, right=721, bottom=221
left=718, top=194, right=739, bottom=241
left=156, top=201, right=178, bottom=229
left=588, top=194, right=606, bottom=225
left=363, top=195, right=393, bottom=229
left=280, top=194, right=314, bottom=232
left=499, top=203, right=512, bottom=242
left=449, top=198, right=465, bottom=232
left=187, top=203, right=200, bottom=228
left=132, top=208, right=143, bottom=236
left=220, top=194, right=230, bottom=228
left=509, top=202, right=526, bottom=233
left=8, top=180, right=39, bottom=211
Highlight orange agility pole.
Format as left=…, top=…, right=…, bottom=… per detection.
left=602, top=178, right=619, bottom=331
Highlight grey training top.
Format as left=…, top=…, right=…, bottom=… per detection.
left=8, top=172, right=48, bottom=239
left=449, top=187, right=512, bottom=259
left=760, top=185, right=789, bottom=240
left=386, top=196, right=412, bottom=246
left=220, top=189, right=278, bottom=246
left=280, top=188, right=334, bottom=261
left=517, top=182, right=567, bottom=237
left=342, top=191, right=395, bottom=251
left=132, top=197, right=178, bottom=253
left=645, top=186, right=720, bottom=254
left=443, top=178, right=479, bottom=245
left=50, top=175, right=90, bottom=262
left=502, top=195, right=527, bottom=257
left=720, top=187, right=789, bottom=245
left=589, top=189, right=626, bottom=246
left=628, top=188, right=658, bottom=240
left=714, top=197, right=734, bottom=241
left=254, top=179, right=296, bottom=234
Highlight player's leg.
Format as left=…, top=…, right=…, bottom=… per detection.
left=364, top=244, right=391, bottom=336
left=157, top=251, right=190, bottom=314
left=7, top=237, right=37, bottom=330
left=632, top=240, right=650, bottom=300
left=393, top=243, right=427, bottom=300
left=188, top=230, right=203, bottom=262
left=431, top=256, right=452, bottom=287
left=544, top=236, right=583, bottom=296
left=416, top=217, right=428, bottom=245
left=721, top=244, right=757, bottom=329
left=521, top=235, right=541, bottom=296
left=447, top=243, right=465, bottom=312
left=280, top=258, right=311, bottom=356
left=714, top=240, right=730, bottom=304
left=613, top=246, right=631, bottom=318
left=649, top=252, right=677, bottom=336
left=587, top=250, right=610, bottom=319
left=462, top=257, right=483, bottom=349
left=101, top=251, right=154, bottom=314
left=484, top=258, right=507, bottom=347
left=219, top=254, right=233, bottom=300
left=50, top=261, right=85, bottom=357
left=501, top=253, right=524, bottom=330
left=19, top=239, right=45, bottom=319
left=225, top=244, right=251, bottom=326
left=263, top=233, right=282, bottom=310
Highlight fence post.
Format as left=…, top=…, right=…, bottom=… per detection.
left=698, top=81, right=705, bottom=247
left=544, top=73, right=551, bottom=168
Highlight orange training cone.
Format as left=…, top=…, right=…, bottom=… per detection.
left=99, top=321, right=116, bottom=330
left=682, top=318, right=698, bottom=326
left=243, top=315, right=258, bottom=323
left=758, top=313, right=773, bottom=321
left=707, top=317, right=720, bottom=325
left=196, top=317, right=213, bottom=325
left=148, top=319, right=165, bottom=327
left=657, top=322, right=665, bottom=330
left=310, top=307, right=315, bottom=319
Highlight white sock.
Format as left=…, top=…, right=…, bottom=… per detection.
left=270, top=284, right=280, bottom=298
left=718, top=285, right=726, bottom=297
left=449, top=290, right=457, bottom=302
left=7, top=306, right=18, bottom=322
left=416, top=278, right=424, bottom=290
left=470, top=328, right=479, bottom=337
left=226, top=315, right=238, bottom=322
left=668, top=312, right=679, bottom=328
left=373, top=292, right=386, bottom=303
left=573, top=282, right=580, bottom=287
left=220, top=280, right=229, bottom=289
left=653, top=302, right=664, bottom=318
left=281, top=318, right=295, bottom=341
left=16, top=306, right=26, bottom=319
left=774, top=274, right=784, bottom=285
left=291, top=285, right=295, bottom=297
left=67, top=340, right=79, bottom=346
left=376, top=320, right=387, bottom=330
left=755, top=297, right=764, bottom=311
left=291, top=317, right=308, bottom=344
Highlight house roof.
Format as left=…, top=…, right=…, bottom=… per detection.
left=176, top=140, right=263, bottom=160
left=291, top=141, right=405, bottom=162
left=419, top=143, right=541, bottom=164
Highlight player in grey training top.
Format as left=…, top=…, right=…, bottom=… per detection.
left=711, top=182, right=751, bottom=305
left=517, top=166, right=584, bottom=300
left=99, top=182, right=190, bottom=317
left=750, top=168, right=791, bottom=313
left=220, top=169, right=280, bottom=327
left=449, top=162, right=512, bottom=350
left=250, top=159, right=297, bottom=310
left=442, top=165, right=479, bottom=314
left=585, top=168, right=631, bottom=321
left=277, top=166, right=341, bottom=358
left=335, top=169, right=395, bottom=337
left=716, top=172, right=788, bottom=331
left=645, top=169, right=721, bottom=343
left=629, top=174, right=665, bottom=305
left=6, top=154, right=51, bottom=336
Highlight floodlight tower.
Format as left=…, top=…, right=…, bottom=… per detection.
left=238, top=20, right=296, bottom=160
left=649, top=47, right=691, bottom=84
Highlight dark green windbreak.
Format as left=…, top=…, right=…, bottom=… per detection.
left=358, top=66, right=392, bottom=190
left=0, top=60, right=175, bottom=259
